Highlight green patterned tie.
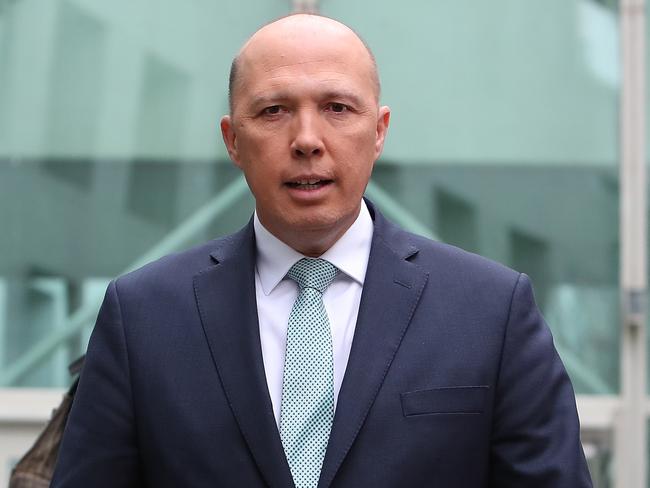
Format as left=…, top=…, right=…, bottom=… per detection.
left=280, top=258, right=339, bottom=488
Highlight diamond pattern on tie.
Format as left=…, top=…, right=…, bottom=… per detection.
left=280, top=258, right=338, bottom=488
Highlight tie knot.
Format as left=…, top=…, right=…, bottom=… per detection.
left=287, top=258, right=338, bottom=293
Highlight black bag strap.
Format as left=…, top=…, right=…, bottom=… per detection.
left=8, top=355, right=85, bottom=488
left=67, top=355, right=85, bottom=377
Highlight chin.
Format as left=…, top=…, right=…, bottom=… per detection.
left=304, top=203, right=361, bottom=227
left=289, top=217, right=339, bottom=233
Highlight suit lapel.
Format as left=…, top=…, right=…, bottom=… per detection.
left=318, top=208, right=429, bottom=488
left=192, top=204, right=429, bottom=488
left=193, top=224, right=294, bottom=488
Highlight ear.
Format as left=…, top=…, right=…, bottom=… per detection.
left=220, top=115, right=241, bottom=167
left=374, top=106, right=391, bottom=159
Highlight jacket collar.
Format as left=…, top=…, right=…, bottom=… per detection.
left=196, top=199, right=429, bottom=488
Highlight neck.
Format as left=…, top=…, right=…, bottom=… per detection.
left=289, top=228, right=349, bottom=257
left=257, top=207, right=361, bottom=257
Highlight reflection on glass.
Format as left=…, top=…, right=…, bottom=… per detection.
left=373, top=162, right=620, bottom=394
left=0, top=0, right=283, bottom=386
left=0, top=0, right=621, bottom=400
left=325, top=0, right=621, bottom=394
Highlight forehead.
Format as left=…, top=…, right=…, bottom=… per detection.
left=235, top=20, right=376, bottom=102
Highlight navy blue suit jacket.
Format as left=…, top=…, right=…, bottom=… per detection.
left=52, top=201, right=592, bottom=487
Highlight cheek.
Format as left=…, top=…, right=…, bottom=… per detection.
left=338, top=130, right=378, bottom=174
left=237, top=136, right=282, bottom=173
left=352, top=122, right=382, bottom=155
left=335, top=156, right=374, bottom=197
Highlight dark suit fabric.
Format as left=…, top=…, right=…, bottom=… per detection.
left=51, top=201, right=592, bottom=487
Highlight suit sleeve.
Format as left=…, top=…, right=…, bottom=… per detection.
left=489, top=273, right=593, bottom=487
left=51, top=280, right=142, bottom=487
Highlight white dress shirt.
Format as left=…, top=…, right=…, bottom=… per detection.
left=253, top=201, right=373, bottom=426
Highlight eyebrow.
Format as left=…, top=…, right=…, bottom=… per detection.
left=320, top=90, right=365, bottom=108
left=248, top=89, right=367, bottom=109
left=248, top=93, right=290, bottom=109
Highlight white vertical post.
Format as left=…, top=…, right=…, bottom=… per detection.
left=0, top=279, right=6, bottom=372
left=292, top=0, right=319, bottom=13
left=618, top=0, right=647, bottom=487
left=30, top=279, right=69, bottom=387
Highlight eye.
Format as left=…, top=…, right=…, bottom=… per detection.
left=326, top=102, right=349, bottom=113
left=262, top=105, right=285, bottom=116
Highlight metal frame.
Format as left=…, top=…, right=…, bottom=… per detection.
left=0, top=176, right=250, bottom=386
left=618, top=0, right=647, bottom=487
left=0, top=176, right=608, bottom=396
left=0, top=177, right=433, bottom=385
left=1, top=2, right=648, bottom=483
left=0, top=172, right=644, bottom=486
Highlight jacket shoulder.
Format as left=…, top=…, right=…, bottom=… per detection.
left=411, top=233, right=518, bottom=281
left=368, top=199, right=520, bottom=290
left=114, top=225, right=251, bottom=292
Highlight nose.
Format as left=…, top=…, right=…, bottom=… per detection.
left=290, top=111, right=324, bottom=159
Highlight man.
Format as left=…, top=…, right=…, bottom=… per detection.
left=52, top=14, right=592, bottom=487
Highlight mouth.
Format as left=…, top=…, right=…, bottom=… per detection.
left=285, top=178, right=333, bottom=191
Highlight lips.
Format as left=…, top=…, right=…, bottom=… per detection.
left=285, top=178, right=333, bottom=190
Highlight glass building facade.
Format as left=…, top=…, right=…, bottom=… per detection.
left=0, top=0, right=642, bottom=486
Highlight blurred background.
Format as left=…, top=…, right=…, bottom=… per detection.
left=0, top=0, right=644, bottom=486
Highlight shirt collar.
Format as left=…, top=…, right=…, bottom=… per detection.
left=254, top=201, right=374, bottom=296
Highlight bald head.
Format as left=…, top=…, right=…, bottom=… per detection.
left=228, top=14, right=380, bottom=114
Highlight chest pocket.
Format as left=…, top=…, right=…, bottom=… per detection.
left=400, top=385, right=489, bottom=416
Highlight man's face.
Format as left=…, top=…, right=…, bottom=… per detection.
left=221, top=17, right=390, bottom=254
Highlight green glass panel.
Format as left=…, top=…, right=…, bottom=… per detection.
left=325, top=0, right=621, bottom=394
left=0, top=0, right=285, bottom=386
left=0, top=0, right=620, bottom=398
